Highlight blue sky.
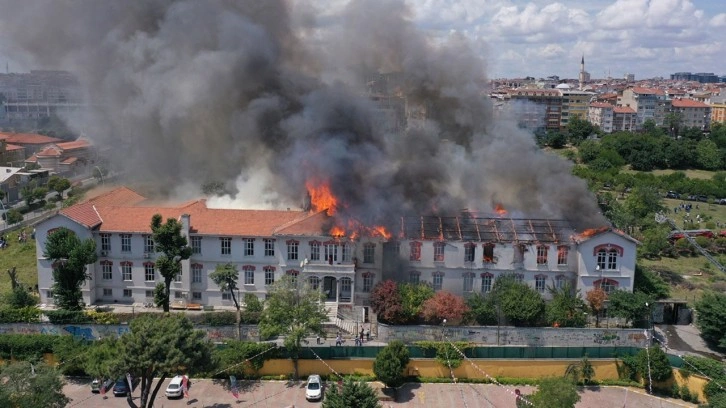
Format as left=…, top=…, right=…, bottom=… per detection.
left=406, top=0, right=725, bottom=79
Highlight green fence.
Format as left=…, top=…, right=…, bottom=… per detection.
left=287, top=346, right=643, bottom=360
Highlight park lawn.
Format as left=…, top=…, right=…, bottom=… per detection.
left=622, top=168, right=717, bottom=180
left=0, top=229, right=38, bottom=294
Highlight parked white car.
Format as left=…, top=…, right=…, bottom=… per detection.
left=165, top=375, right=186, bottom=398
left=305, top=374, right=323, bottom=401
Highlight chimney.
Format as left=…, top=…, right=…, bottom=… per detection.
left=180, top=214, right=190, bottom=238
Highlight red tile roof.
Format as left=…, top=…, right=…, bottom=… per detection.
left=37, top=146, right=62, bottom=157
left=589, top=102, right=613, bottom=108
left=56, top=139, right=91, bottom=150
left=60, top=157, right=78, bottom=164
left=5, top=144, right=24, bottom=151
left=632, top=87, right=656, bottom=95
left=0, top=132, right=63, bottom=145
left=613, top=106, right=636, bottom=114
left=672, top=98, right=709, bottom=108
left=60, top=187, right=148, bottom=229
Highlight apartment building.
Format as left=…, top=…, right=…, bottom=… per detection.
left=556, top=84, right=594, bottom=128
left=612, top=106, right=637, bottom=132
left=711, top=94, right=726, bottom=124
left=619, top=87, right=662, bottom=129
left=36, top=188, right=637, bottom=309
left=671, top=98, right=711, bottom=130
left=588, top=102, right=614, bottom=133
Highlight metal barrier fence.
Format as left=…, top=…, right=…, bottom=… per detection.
left=284, top=346, right=644, bottom=360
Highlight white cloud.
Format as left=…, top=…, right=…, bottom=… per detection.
left=710, top=13, right=726, bottom=27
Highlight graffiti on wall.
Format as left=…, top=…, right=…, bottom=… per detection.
left=0, top=323, right=258, bottom=341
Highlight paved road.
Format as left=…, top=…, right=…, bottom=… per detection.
left=63, top=378, right=698, bottom=408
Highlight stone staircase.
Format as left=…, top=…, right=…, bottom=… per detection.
left=322, top=302, right=358, bottom=337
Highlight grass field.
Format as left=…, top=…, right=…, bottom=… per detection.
left=0, top=229, right=38, bottom=294
left=622, top=168, right=717, bottom=180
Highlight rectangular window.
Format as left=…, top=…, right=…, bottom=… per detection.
left=464, top=244, right=475, bottom=263
left=363, top=274, right=374, bottom=292
left=409, top=242, right=421, bottom=261
left=287, top=240, right=299, bottom=261
left=432, top=273, right=443, bottom=291
left=145, top=290, right=153, bottom=298
left=557, top=246, right=569, bottom=265
left=310, top=242, right=320, bottom=261
left=481, top=275, right=492, bottom=293
left=607, top=251, right=618, bottom=270
left=264, top=239, right=275, bottom=257
left=434, top=242, right=445, bottom=262
left=121, top=234, right=131, bottom=253
left=363, top=243, right=375, bottom=264
left=536, top=246, right=548, bottom=265
left=145, top=264, right=155, bottom=282
left=324, top=243, right=338, bottom=263
left=463, top=273, right=473, bottom=292
left=174, top=291, right=183, bottom=299
left=483, top=244, right=495, bottom=263
left=102, top=263, right=112, bottom=280
left=244, top=267, right=255, bottom=285
left=264, top=268, right=275, bottom=285
left=342, top=243, right=351, bottom=262
left=122, top=264, right=132, bottom=281
left=222, top=292, right=232, bottom=301
left=220, top=237, right=231, bottom=255
left=535, top=276, right=546, bottom=293
left=409, top=271, right=420, bottom=284
left=103, top=288, right=112, bottom=297
left=192, top=292, right=202, bottom=300
left=192, top=265, right=202, bottom=283
left=191, top=236, right=202, bottom=254
left=123, top=289, right=132, bottom=298
left=244, top=238, right=255, bottom=256
left=174, top=269, right=182, bottom=283
left=101, top=234, right=111, bottom=251
left=144, top=235, right=155, bottom=253
left=46, top=290, right=54, bottom=299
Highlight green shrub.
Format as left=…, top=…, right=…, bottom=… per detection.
left=414, top=341, right=472, bottom=369
left=240, top=310, right=261, bottom=324
left=0, top=334, right=60, bottom=359
left=85, top=310, right=120, bottom=324
left=680, top=385, right=693, bottom=402
left=210, top=341, right=277, bottom=378
left=202, top=311, right=237, bottom=326
left=44, top=310, right=92, bottom=324
left=0, top=306, right=42, bottom=323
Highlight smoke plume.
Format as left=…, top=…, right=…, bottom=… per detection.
left=0, top=0, right=606, bottom=230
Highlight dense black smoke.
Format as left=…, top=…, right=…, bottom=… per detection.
left=0, top=0, right=606, bottom=230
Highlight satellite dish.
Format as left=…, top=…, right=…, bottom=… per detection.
left=300, top=258, right=309, bottom=268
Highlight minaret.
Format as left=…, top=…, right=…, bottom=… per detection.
left=579, top=55, right=585, bottom=90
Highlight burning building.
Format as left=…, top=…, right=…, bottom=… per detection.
left=35, top=187, right=637, bottom=312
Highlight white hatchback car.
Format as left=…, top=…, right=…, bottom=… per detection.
left=305, top=374, right=323, bottom=401
left=165, top=375, right=186, bottom=398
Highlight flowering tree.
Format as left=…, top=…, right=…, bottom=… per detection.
left=370, top=280, right=403, bottom=324
left=421, top=291, right=469, bottom=325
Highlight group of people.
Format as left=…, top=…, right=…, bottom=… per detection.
left=0, top=230, right=30, bottom=248
left=333, top=327, right=370, bottom=347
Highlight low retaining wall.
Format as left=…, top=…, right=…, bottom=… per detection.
left=378, top=324, right=649, bottom=347
left=0, top=323, right=260, bottom=342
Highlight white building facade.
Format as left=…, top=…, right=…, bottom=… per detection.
left=36, top=188, right=638, bottom=309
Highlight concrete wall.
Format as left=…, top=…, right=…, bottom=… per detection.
left=0, top=323, right=259, bottom=342
left=378, top=324, right=649, bottom=347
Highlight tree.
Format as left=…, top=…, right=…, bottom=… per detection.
left=421, top=291, right=469, bottom=325
left=369, top=280, right=403, bottom=324
left=695, top=292, right=726, bottom=348
left=585, top=288, right=607, bottom=328
left=46, top=175, right=71, bottom=199
left=150, top=214, right=192, bottom=312
left=398, top=282, right=434, bottom=323
left=465, top=293, right=497, bottom=325
left=0, top=361, right=70, bottom=408
left=633, top=346, right=673, bottom=389
left=373, top=340, right=410, bottom=389
left=2, top=285, right=38, bottom=308
left=607, top=290, right=654, bottom=328
left=5, top=208, right=23, bottom=225
left=44, top=227, right=98, bottom=310
left=107, top=314, right=215, bottom=408
left=84, top=338, right=122, bottom=382
left=258, top=275, right=326, bottom=379
left=545, top=283, right=586, bottom=328
left=20, top=182, right=47, bottom=207
left=493, top=274, right=545, bottom=326
left=697, top=139, right=722, bottom=170
left=322, top=379, right=382, bottom=408
left=566, top=115, right=596, bottom=146
left=210, top=263, right=240, bottom=310
left=633, top=265, right=670, bottom=300
left=518, top=377, right=581, bottom=408
left=639, top=226, right=671, bottom=259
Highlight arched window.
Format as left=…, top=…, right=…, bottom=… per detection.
left=594, top=278, right=619, bottom=294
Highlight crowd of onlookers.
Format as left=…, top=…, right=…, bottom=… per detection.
left=0, top=229, right=31, bottom=249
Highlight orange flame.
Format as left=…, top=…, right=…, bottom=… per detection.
left=330, top=225, right=346, bottom=237
left=306, top=180, right=338, bottom=215
left=372, top=225, right=392, bottom=240
left=494, top=204, right=508, bottom=216
left=580, top=226, right=609, bottom=237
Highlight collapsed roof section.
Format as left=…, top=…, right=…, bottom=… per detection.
left=398, top=214, right=575, bottom=244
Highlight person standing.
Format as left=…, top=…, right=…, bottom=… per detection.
left=335, top=333, right=342, bottom=347
left=360, top=328, right=364, bottom=344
